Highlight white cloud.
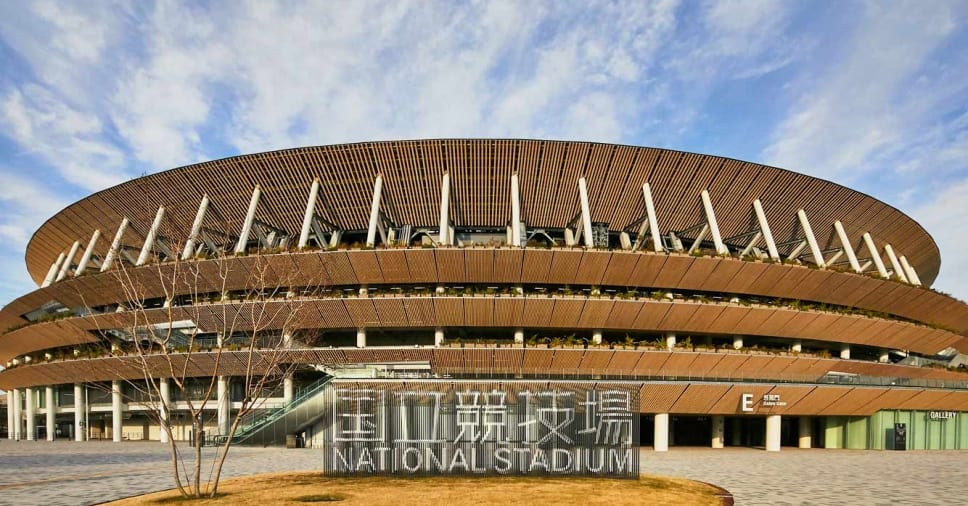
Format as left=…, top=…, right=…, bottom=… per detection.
left=911, top=179, right=968, bottom=301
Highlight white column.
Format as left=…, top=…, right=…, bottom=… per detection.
left=366, top=175, right=384, bottom=248
left=25, top=387, right=35, bottom=441
left=592, top=330, right=603, bottom=345
left=45, top=387, right=55, bottom=441
left=55, top=241, right=82, bottom=281
left=74, top=230, right=102, bottom=277
left=434, top=328, right=445, bottom=347
left=74, top=383, right=86, bottom=441
left=786, top=240, right=807, bottom=262
left=159, top=379, right=170, bottom=444
left=797, top=209, right=825, bottom=268
left=753, top=200, right=780, bottom=261
left=41, top=252, right=67, bottom=287
left=511, top=173, right=522, bottom=247
left=766, top=414, right=781, bottom=452
left=5, top=391, right=13, bottom=440
left=578, top=177, right=594, bottom=248
left=438, top=172, right=451, bottom=246
left=883, top=244, right=908, bottom=283
left=839, top=344, right=851, bottom=360
left=642, top=183, right=663, bottom=252
left=297, top=180, right=320, bottom=249
left=12, top=389, right=21, bottom=440
left=182, top=195, right=211, bottom=259
left=217, top=377, right=230, bottom=435
left=733, top=336, right=744, bottom=350
left=136, top=206, right=166, bottom=266
left=654, top=413, right=669, bottom=452
left=833, top=221, right=861, bottom=272
left=899, top=256, right=922, bottom=286
left=878, top=351, right=890, bottom=363
left=283, top=377, right=294, bottom=405
left=862, top=233, right=889, bottom=278
left=112, top=380, right=122, bottom=442
left=235, top=185, right=261, bottom=254
left=700, top=190, right=728, bottom=255
left=791, top=341, right=802, bottom=353
left=356, top=328, right=367, bottom=348
left=798, top=416, right=812, bottom=448
left=100, top=217, right=129, bottom=272
left=514, top=328, right=524, bottom=344
left=665, top=332, right=676, bottom=351
left=711, top=415, right=725, bottom=449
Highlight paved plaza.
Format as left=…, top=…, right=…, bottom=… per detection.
left=0, top=441, right=964, bottom=505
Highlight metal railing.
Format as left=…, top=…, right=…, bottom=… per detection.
left=229, top=375, right=334, bottom=445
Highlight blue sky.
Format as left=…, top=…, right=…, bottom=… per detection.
left=0, top=0, right=967, bottom=303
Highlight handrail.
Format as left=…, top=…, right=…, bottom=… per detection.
left=231, top=375, right=333, bottom=442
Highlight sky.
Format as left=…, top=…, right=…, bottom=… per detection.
left=0, top=0, right=967, bottom=304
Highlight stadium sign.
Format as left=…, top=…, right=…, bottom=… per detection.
left=323, top=382, right=640, bottom=478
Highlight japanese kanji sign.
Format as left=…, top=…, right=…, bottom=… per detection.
left=323, top=381, right=640, bottom=478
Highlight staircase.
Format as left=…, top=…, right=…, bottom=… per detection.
left=229, top=375, right=334, bottom=446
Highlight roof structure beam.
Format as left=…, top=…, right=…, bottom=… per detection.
left=884, top=244, right=909, bottom=283
left=101, top=217, right=129, bottom=273
left=899, top=255, right=922, bottom=286
left=137, top=206, right=166, bottom=266
left=688, top=224, right=709, bottom=255
left=365, top=175, right=384, bottom=248
left=796, top=209, right=825, bottom=268
left=833, top=220, right=861, bottom=273
left=700, top=190, right=728, bottom=255
left=234, top=185, right=261, bottom=255
left=642, top=183, right=663, bottom=252
left=578, top=177, right=594, bottom=248
left=55, top=240, right=81, bottom=282
left=739, top=231, right=763, bottom=258
left=74, top=229, right=102, bottom=277
left=786, top=240, right=807, bottom=262
left=752, top=199, right=781, bottom=261
left=42, top=251, right=67, bottom=287
left=298, top=178, right=320, bottom=249
left=862, top=232, right=889, bottom=278
left=439, top=172, right=451, bottom=246
left=182, top=195, right=211, bottom=260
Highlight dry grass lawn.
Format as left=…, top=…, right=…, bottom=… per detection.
left=109, top=472, right=722, bottom=505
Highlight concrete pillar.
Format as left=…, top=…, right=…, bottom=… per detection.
left=654, top=413, right=669, bottom=452
left=840, top=344, right=851, bottom=360
left=798, top=416, right=812, bottom=448
left=665, top=333, right=676, bottom=351
left=6, top=391, right=13, bottom=440
left=25, top=387, right=35, bottom=441
left=235, top=186, right=261, bottom=254
left=434, top=328, right=445, bottom=347
left=45, top=387, right=55, bottom=441
left=878, top=351, right=890, bottom=363
left=791, top=341, right=802, bottom=353
left=514, top=328, right=524, bottom=344
left=74, top=384, right=86, bottom=441
left=733, top=336, right=743, bottom=350
left=159, top=379, right=170, bottom=444
left=766, top=415, right=781, bottom=452
left=731, top=419, right=742, bottom=446
left=356, top=328, right=367, bottom=348
left=12, top=388, right=22, bottom=440
left=111, top=381, right=122, bottom=442
left=56, top=241, right=82, bottom=282
left=217, top=377, right=230, bottom=436
left=592, top=330, right=602, bottom=345
left=284, top=377, right=294, bottom=405
left=711, top=415, right=725, bottom=448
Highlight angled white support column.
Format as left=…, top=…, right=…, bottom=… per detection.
left=688, top=225, right=709, bottom=255
left=439, top=172, right=451, bottom=246
left=56, top=241, right=81, bottom=282
left=42, top=252, right=67, bottom=287
left=45, top=386, right=55, bottom=441
left=511, top=173, right=522, bottom=247
left=366, top=175, right=384, bottom=248
left=787, top=240, right=807, bottom=261
left=235, top=185, right=261, bottom=254
left=159, top=379, right=170, bottom=443
left=739, top=231, right=763, bottom=257
left=642, top=183, right=663, bottom=252
left=826, top=250, right=844, bottom=265
left=101, top=218, right=129, bottom=272
left=74, top=230, right=102, bottom=277
left=297, top=179, right=320, bottom=249
left=111, top=380, right=122, bottom=442
left=25, top=387, right=35, bottom=440
left=899, top=256, right=922, bottom=286
left=862, top=233, right=889, bottom=278
left=833, top=221, right=861, bottom=273
left=752, top=199, right=780, bottom=261
left=700, top=190, right=728, bottom=255
left=137, top=206, right=166, bottom=266
left=74, top=383, right=86, bottom=441
left=884, top=244, right=908, bottom=283
left=182, top=195, right=211, bottom=259
left=797, top=209, right=825, bottom=268
left=578, top=177, right=594, bottom=248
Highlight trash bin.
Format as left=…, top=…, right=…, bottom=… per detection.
left=286, top=434, right=297, bottom=448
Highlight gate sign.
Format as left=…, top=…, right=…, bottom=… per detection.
left=323, top=382, right=640, bottom=478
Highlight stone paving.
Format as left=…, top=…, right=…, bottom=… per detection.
left=0, top=441, right=965, bottom=505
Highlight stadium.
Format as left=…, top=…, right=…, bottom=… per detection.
left=2, top=139, right=967, bottom=453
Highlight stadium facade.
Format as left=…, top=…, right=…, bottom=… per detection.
left=2, top=139, right=968, bottom=452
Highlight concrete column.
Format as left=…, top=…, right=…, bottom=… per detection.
left=711, top=415, right=725, bottom=448
left=45, top=387, right=55, bottom=441
left=797, top=209, right=825, bottom=268
left=862, top=232, right=889, bottom=278
left=159, top=379, right=170, bottom=444
left=25, top=387, right=35, bottom=440
left=56, top=241, right=82, bottom=282
left=654, top=413, right=669, bottom=452
left=12, top=389, right=21, bottom=440
left=592, top=330, right=602, bottom=345
left=111, top=381, right=122, bottom=442
left=438, top=172, right=450, bottom=245
left=217, top=377, right=230, bottom=436
left=878, top=351, right=890, bottom=363
left=74, top=229, right=102, bottom=277
left=42, top=251, right=67, bottom=287
left=6, top=391, right=13, bottom=440
left=366, top=175, right=384, bottom=247
left=578, top=177, right=594, bottom=248
left=733, top=336, right=744, bottom=350
left=884, top=244, right=908, bottom=283
left=700, top=190, right=728, bottom=255
left=183, top=195, right=211, bottom=258
left=235, top=186, right=261, bottom=254
left=798, top=416, right=812, bottom=448
left=642, top=183, right=663, bottom=252
left=136, top=206, right=166, bottom=265
left=840, top=344, right=851, bottom=360
left=731, top=419, right=742, bottom=446
left=284, top=377, right=294, bottom=405
left=514, top=328, right=524, bottom=344
left=510, top=173, right=521, bottom=247
left=766, top=415, right=781, bottom=452
left=434, top=328, right=445, bottom=347
left=356, top=328, right=367, bottom=348
left=100, top=217, right=129, bottom=272
left=298, top=180, right=320, bottom=249
left=74, top=384, right=86, bottom=441
left=791, top=341, right=802, bottom=353
left=665, top=333, right=676, bottom=350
